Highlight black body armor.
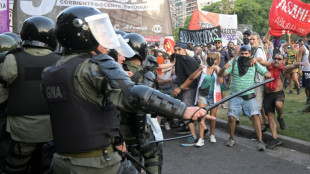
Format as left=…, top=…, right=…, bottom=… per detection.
left=5, top=51, right=60, bottom=116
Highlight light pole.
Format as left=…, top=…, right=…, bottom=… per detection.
left=219, top=0, right=234, bottom=14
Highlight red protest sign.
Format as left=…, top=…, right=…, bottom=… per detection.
left=269, top=0, right=310, bottom=36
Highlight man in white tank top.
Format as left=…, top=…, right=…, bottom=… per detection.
left=297, top=38, right=310, bottom=104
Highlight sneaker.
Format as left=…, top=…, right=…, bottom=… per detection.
left=175, top=126, right=190, bottom=135
left=226, top=137, right=235, bottom=147
left=195, top=138, right=205, bottom=147
left=288, top=90, right=293, bottom=95
left=181, top=136, right=198, bottom=147
left=297, top=88, right=301, bottom=95
left=266, top=138, right=282, bottom=149
left=258, top=140, right=266, bottom=151
left=210, top=135, right=216, bottom=143
left=277, top=117, right=286, bottom=130
left=164, top=122, right=171, bottom=130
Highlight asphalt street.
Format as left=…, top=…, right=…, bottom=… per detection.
left=161, top=127, right=310, bottom=174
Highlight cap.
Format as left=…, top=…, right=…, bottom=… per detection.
left=240, top=45, right=251, bottom=52
left=214, top=38, right=222, bottom=42
left=175, top=43, right=187, bottom=49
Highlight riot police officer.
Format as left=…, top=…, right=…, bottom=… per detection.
left=41, top=6, right=214, bottom=174
left=0, top=34, right=19, bottom=173
left=121, top=34, right=163, bottom=173
left=0, top=16, right=59, bottom=174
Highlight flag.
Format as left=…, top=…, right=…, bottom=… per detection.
left=189, top=9, right=200, bottom=30
left=269, top=0, right=310, bottom=36
left=0, top=0, right=9, bottom=33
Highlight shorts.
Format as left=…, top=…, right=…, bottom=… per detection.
left=227, top=96, right=260, bottom=119
left=198, top=92, right=214, bottom=106
left=179, top=88, right=196, bottom=106
left=254, top=85, right=264, bottom=110
left=302, top=71, right=310, bottom=88
left=263, top=91, right=285, bottom=114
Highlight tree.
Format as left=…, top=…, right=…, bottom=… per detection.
left=174, top=28, right=180, bottom=43
left=183, top=15, right=192, bottom=29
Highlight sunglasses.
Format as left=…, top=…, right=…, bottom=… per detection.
left=274, top=57, right=283, bottom=61
left=215, top=42, right=221, bottom=44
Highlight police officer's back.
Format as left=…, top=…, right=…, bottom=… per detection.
left=0, top=16, right=59, bottom=174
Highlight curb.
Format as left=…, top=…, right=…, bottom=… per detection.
left=216, top=118, right=310, bottom=154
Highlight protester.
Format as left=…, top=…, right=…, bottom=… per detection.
left=297, top=38, right=310, bottom=104
left=0, top=16, right=60, bottom=173
left=234, top=30, right=252, bottom=59
left=285, top=32, right=300, bottom=95
left=195, top=52, right=223, bottom=146
left=212, top=38, right=230, bottom=109
left=250, top=32, right=269, bottom=132
left=218, top=45, right=271, bottom=151
left=172, top=43, right=200, bottom=146
left=254, top=53, right=307, bottom=148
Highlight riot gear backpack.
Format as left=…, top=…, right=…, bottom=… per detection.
left=123, top=33, right=148, bottom=61
left=20, top=16, right=56, bottom=50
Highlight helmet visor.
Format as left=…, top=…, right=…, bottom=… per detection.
left=116, top=35, right=135, bottom=58
left=85, top=13, right=120, bottom=49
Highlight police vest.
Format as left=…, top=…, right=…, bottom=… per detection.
left=5, top=51, right=60, bottom=116
left=42, top=55, right=119, bottom=153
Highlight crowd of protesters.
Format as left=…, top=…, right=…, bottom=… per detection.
left=147, top=30, right=310, bottom=150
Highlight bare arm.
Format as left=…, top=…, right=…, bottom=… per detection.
left=218, top=63, right=230, bottom=77
left=252, top=57, right=272, bottom=67
left=172, top=66, right=204, bottom=97
left=284, top=62, right=308, bottom=74
left=157, top=62, right=175, bottom=69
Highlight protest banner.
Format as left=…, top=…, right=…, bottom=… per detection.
left=179, top=26, right=221, bottom=46
left=12, top=0, right=173, bottom=37
left=188, top=9, right=237, bottom=46
left=269, top=0, right=310, bottom=36
left=0, top=0, right=9, bottom=33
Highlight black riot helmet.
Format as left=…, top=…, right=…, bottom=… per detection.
left=20, top=16, right=56, bottom=50
left=0, top=34, right=18, bottom=53
left=115, top=30, right=127, bottom=37
left=55, top=6, right=120, bottom=53
left=123, top=33, right=147, bottom=61
left=2, top=32, right=22, bottom=48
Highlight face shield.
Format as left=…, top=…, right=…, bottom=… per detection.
left=115, top=35, right=135, bottom=58
left=85, top=13, right=120, bottom=49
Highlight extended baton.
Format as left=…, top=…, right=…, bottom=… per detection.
left=186, top=78, right=274, bottom=124
left=131, top=134, right=193, bottom=147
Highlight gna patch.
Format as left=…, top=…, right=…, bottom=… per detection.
left=43, top=84, right=67, bottom=102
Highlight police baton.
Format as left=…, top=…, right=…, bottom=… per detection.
left=125, top=152, right=152, bottom=174
left=131, top=134, right=193, bottom=147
